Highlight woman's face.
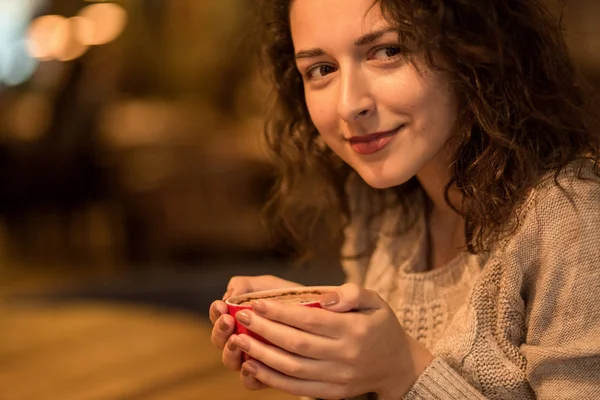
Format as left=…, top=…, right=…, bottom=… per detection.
left=290, top=0, right=458, bottom=189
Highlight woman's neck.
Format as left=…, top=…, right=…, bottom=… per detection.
left=417, top=146, right=466, bottom=270
left=416, top=145, right=460, bottom=218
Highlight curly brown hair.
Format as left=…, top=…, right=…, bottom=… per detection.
left=257, top=0, right=600, bottom=258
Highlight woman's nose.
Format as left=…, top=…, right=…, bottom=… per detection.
left=337, top=66, right=375, bottom=123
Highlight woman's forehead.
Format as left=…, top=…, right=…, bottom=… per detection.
left=290, top=0, right=390, bottom=48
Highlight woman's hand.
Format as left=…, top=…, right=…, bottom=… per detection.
left=231, top=283, right=434, bottom=399
left=208, top=275, right=304, bottom=389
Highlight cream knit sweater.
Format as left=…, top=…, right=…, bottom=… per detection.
left=337, top=162, right=600, bottom=400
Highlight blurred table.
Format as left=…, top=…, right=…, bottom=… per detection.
left=0, top=301, right=296, bottom=400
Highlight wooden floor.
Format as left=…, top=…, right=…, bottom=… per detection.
left=0, top=300, right=297, bottom=400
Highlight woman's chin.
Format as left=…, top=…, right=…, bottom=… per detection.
left=364, top=179, right=394, bottom=190
left=357, top=170, right=412, bottom=190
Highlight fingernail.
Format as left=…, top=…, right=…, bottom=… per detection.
left=236, top=310, right=251, bottom=326
left=222, top=289, right=233, bottom=300
left=233, top=335, right=250, bottom=352
left=318, top=291, right=339, bottom=307
left=227, top=339, right=237, bottom=352
left=219, top=320, right=228, bottom=332
left=242, top=362, right=258, bottom=376
left=251, top=300, right=267, bottom=314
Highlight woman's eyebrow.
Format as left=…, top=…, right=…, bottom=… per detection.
left=295, top=48, right=325, bottom=60
left=354, top=27, right=396, bottom=46
left=294, top=28, right=397, bottom=60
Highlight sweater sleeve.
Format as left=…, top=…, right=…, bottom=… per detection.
left=405, top=169, right=600, bottom=399
left=402, top=358, right=487, bottom=399
left=517, top=174, right=600, bottom=399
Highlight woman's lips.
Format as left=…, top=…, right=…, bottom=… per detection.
left=348, top=127, right=402, bottom=155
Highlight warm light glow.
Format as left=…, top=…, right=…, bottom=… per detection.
left=52, top=18, right=89, bottom=61
left=26, top=15, right=89, bottom=61
left=75, top=3, right=127, bottom=46
left=25, top=3, right=127, bottom=64
left=71, top=14, right=94, bottom=46
left=26, top=15, right=66, bottom=60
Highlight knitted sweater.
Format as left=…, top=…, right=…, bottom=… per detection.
left=338, top=162, right=600, bottom=400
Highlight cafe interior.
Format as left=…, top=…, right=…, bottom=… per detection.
left=0, top=0, right=598, bottom=398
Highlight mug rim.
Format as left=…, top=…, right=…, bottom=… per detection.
left=225, top=285, right=338, bottom=306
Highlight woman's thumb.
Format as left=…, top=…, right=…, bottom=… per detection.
left=317, top=283, right=381, bottom=312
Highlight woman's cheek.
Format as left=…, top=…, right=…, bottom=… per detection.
left=306, top=90, right=338, bottom=128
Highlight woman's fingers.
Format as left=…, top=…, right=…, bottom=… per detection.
left=232, top=334, right=336, bottom=382
left=209, top=300, right=228, bottom=325
left=241, top=358, right=345, bottom=399
left=240, top=361, right=269, bottom=390
left=222, top=334, right=244, bottom=371
left=235, top=310, right=341, bottom=359
left=250, top=301, right=345, bottom=338
left=319, top=283, right=383, bottom=312
left=211, top=314, right=236, bottom=350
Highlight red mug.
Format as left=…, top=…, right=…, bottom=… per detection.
left=225, top=286, right=337, bottom=360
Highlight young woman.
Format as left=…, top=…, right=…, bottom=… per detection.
left=209, top=0, right=600, bottom=398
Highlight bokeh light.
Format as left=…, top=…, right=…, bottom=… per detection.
left=24, top=3, right=127, bottom=66
left=75, top=3, right=127, bottom=46
left=0, top=0, right=45, bottom=85
left=0, top=40, right=39, bottom=86
left=52, top=18, right=90, bottom=61
left=26, top=15, right=67, bottom=60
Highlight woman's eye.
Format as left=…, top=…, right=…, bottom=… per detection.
left=372, top=46, right=402, bottom=60
left=306, top=64, right=337, bottom=80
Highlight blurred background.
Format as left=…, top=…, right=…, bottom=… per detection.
left=0, top=0, right=598, bottom=399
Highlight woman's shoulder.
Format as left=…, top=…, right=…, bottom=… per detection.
left=493, top=159, right=600, bottom=288
left=529, top=158, right=600, bottom=217
left=537, top=157, right=600, bottom=188
left=506, top=158, right=600, bottom=248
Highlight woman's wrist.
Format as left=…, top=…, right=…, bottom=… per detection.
left=378, top=333, right=435, bottom=400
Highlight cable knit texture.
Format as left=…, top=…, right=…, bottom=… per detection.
left=336, top=161, right=600, bottom=400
